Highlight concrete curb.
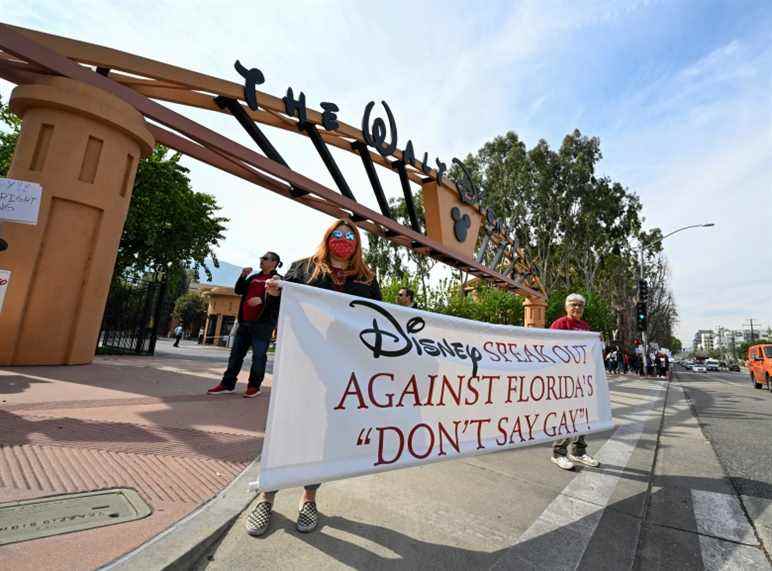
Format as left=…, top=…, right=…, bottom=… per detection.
left=98, top=456, right=260, bottom=571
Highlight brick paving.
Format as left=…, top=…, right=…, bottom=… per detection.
left=0, top=352, right=267, bottom=571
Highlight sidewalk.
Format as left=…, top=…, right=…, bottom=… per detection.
left=0, top=342, right=269, bottom=570
left=2, top=360, right=770, bottom=570
left=196, top=375, right=771, bottom=570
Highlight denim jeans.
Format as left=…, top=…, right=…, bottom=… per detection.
left=221, top=324, right=270, bottom=390
left=553, top=435, right=587, bottom=457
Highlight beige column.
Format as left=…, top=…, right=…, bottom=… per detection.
left=213, top=314, right=224, bottom=345
left=523, top=297, right=548, bottom=328
left=0, top=77, right=153, bottom=365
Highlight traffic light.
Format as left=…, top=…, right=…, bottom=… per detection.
left=638, top=279, right=648, bottom=304
left=636, top=301, right=647, bottom=331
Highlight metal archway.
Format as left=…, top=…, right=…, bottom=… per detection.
left=0, top=23, right=546, bottom=302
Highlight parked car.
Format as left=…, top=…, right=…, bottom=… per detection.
left=728, top=363, right=741, bottom=372
left=705, top=358, right=720, bottom=372
left=692, top=364, right=707, bottom=373
left=747, top=344, right=772, bottom=389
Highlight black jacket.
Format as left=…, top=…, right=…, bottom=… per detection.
left=284, top=258, right=382, bottom=300
left=235, top=270, right=281, bottom=337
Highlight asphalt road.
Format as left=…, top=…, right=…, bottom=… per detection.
left=674, top=367, right=772, bottom=498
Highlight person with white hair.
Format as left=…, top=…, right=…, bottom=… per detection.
left=548, top=293, right=600, bottom=470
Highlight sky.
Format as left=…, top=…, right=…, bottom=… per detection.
left=1, top=0, right=770, bottom=344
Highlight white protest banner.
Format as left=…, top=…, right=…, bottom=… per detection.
left=0, top=269, right=9, bottom=312
left=255, top=282, right=613, bottom=491
left=0, top=178, right=43, bottom=225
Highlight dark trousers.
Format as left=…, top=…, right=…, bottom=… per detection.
left=553, top=435, right=587, bottom=457
left=173, top=334, right=182, bottom=347
left=222, top=324, right=269, bottom=390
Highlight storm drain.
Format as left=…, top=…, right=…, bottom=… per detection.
left=0, top=488, right=152, bottom=545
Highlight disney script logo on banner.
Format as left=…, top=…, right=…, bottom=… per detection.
left=349, top=300, right=483, bottom=377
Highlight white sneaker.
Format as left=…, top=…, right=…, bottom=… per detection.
left=550, top=456, right=575, bottom=470
left=568, top=453, right=600, bottom=467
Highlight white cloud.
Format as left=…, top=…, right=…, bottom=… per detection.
left=1, top=1, right=769, bottom=343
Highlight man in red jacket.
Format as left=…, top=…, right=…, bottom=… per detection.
left=207, top=252, right=282, bottom=398
left=549, top=293, right=600, bottom=470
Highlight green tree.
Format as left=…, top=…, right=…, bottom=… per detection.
left=0, top=95, right=21, bottom=176
left=667, top=337, right=683, bottom=353
left=116, top=145, right=228, bottom=284
left=172, top=291, right=208, bottom=334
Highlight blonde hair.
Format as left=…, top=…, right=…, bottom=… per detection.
left=308, top=219, right=374, bottom=284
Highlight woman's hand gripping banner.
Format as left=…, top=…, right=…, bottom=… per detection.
left=254, top=283, right=613, bottom=491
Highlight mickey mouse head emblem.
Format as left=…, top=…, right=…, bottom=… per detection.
left=451, top=207, right=471, bottom=242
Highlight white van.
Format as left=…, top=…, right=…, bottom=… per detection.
left=705, top=358, right=720, bottom=372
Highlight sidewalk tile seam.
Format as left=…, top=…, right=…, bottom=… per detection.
left=631, top=378, right=671, bottom=566
left=641, top=520, right=768, bottom=549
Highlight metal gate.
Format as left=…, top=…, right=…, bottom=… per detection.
left=97, top=275, right=168, bottom=355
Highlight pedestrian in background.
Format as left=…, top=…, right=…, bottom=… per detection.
left=207, top=251, right=282, bottom=398
left=548, top=293, right=601, bottom=471
left=245, top=219, right=382, bottom=537
left=396, top=287, right=417, bottom=308
left=173, top=324, right=183, bottom=347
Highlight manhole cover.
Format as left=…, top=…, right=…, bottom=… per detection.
left=0, top=488, right=152, bottom=545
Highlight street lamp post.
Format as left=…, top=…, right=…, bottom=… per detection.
left=638, top=222, right=715, bottom=368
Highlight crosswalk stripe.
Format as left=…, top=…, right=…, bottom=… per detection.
left=691, top=490, right=759, bottom=546
left=698, top=535, right=771, bottom=570
left=489, top=384, right=665, bottom=570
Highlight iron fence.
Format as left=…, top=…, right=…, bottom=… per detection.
left=97, top=274, right=168, bottom=356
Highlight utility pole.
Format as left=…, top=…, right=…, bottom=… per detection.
left=744, top=319, right=761, bottom=342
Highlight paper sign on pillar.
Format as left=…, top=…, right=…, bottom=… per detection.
left=0, top=178, right=43, bottom=225
left=0, top=269, right=9, bottom=312
left=253, top=282, right=613, bottom=491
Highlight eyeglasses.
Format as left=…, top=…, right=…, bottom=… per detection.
left=260, top=256, right=275, bottom=262
left=568, top=303, right=585, bottom=308
left=331, top=230, right=356, bottom=241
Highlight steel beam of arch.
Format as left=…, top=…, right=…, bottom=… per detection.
left=352, top=141, right=393, bottom=220
left=392, top=160, right=422, bottom=234
left=147, top=124, right=386, bottom=238
left=301, top=122, right=357, bottom=202
left=0, top=24, right=544, bottom=301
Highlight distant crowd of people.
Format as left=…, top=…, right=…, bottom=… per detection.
left=604, top=346, right=670, bottom=379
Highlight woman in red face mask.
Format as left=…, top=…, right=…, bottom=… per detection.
left=246, top=219, right=381, bottom=538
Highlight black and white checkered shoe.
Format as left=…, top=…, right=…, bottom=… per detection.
left=296, top=501, right=319, bottom=533
left=245, top=501, right=272, bottom=536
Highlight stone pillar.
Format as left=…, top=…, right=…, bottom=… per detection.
left=523, top=297, right=547, bottom=328
left=0, top=77, right=154, bottom=365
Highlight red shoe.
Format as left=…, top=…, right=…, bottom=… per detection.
left=207, top=383, right=233, bottom=395
left=243, top=387, right=261, bottom=398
